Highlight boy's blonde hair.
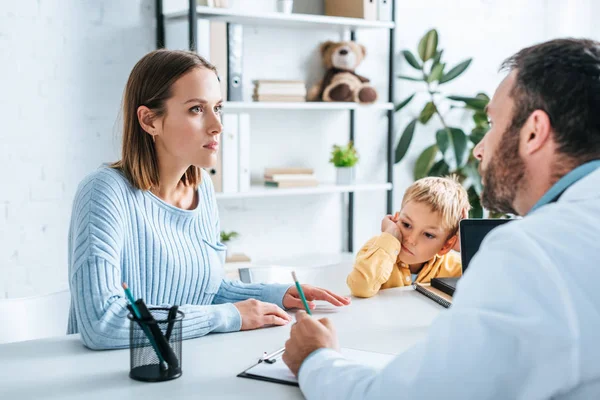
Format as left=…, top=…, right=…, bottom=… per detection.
left=401, top=175, right=471, bottom=236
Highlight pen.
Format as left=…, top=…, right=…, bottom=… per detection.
left=291, top=271, right=312, bottom=316
left=122, top=282, right=168, bottom=370
left=260, top=347, right=285, bottom=364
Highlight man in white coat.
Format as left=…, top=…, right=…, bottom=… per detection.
left=283, top=38, right=600, bottom=399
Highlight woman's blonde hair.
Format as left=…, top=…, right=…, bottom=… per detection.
left=401, top=175, right=471, bottom=236
left=111, top=49, right=218, bottom=190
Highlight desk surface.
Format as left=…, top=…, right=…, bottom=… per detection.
left=0, top=262, right=445, bottom=400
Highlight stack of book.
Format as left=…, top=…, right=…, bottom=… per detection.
left=253, top=80, right=307, bottom=102
left=264, top=168, right=318, bottom=188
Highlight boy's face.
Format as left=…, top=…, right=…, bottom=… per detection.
left=396, top=201, right=456, bottom=265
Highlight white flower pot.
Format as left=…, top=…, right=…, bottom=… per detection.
left=276, top=0, right=293, bottom=13
left=336, top=166, right=356, bottom=185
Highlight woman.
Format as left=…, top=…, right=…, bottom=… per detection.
left=67, top=49, right=350, bottom=350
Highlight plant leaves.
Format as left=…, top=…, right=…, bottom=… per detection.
left=473, top=110, right=488, bottom=128
left=463, top=160, right=483, bottom=195
left=470, top=127, right=487, bottom=145
left=468, top=186, right=484, bottom=218
left=439, top=59, right=472, bottom=84
left=418, top=29, right=438, bottom=62
left=414, top=144, right=439, bottom=180
left=418, top=101, right=436, bottom=124
left=447, top=95, right=488, bottom=110
left=395, top=118, right=418, bottom=163
left=394, top=93, right=415, bottom=112
left=397, top=74, right=424, bottom=82
left=450, top=128, right=469, bottom=169
left=427, top=62, right=444, bottom=83
left=432, top=50, right=444, bottom=66
left=402, top=50, right=421, bottom=70
left=428, top=159, right=450, bottom=177
left=435, top=128, right=450, bottom=157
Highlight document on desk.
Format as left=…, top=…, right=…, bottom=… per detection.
left=238, top=347, right=394, bottom=387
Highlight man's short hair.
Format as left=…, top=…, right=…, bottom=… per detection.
left=501, top=38, right=600, bottom=163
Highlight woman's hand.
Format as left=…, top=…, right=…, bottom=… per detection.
left=282, top=285, right=351, bottom=310
left=233, top=298, right=292, bottom=330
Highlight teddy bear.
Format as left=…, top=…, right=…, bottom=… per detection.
left=307, top=40, right=378, bottom=104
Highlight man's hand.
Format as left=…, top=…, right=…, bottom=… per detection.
left=283, top=285, right=351, bottom=310
left=381, top=212, right=402, bottom=241
left=282, top=311, right=339, bottom=376
left=233, top=299, right=292, bottom=330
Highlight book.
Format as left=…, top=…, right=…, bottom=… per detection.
left=430, top=277, right=458, bottom=296
left=265, top=180, right=318, bottom=188
left=413, top=283, right=452, bottom=308
left=263, top=174, right=316, bottom=181
left=264, top=167, right=314, bottom=175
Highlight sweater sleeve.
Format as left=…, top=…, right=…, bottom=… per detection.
left=68, top=171, right=243, bottom=350
left=346, top=233, right=401, bottom=298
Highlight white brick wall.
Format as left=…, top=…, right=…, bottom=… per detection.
left=0, top=0, right=154, bottom=298
left=1, top=0, right=597, bottom=298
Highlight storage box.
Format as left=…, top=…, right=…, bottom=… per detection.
left=325, top=0, right=377, bottom=20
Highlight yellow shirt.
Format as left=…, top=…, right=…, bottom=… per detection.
left=347, top=232, right=462, bottom=298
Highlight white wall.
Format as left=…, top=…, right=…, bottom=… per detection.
left=1, top=0, right=597, bottom=298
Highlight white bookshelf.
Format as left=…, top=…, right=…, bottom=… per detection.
left=223, top=101, right=394, bottom=111
left=216, top=182, right=392, bottom=200
left=165, top=6, right=395, bottom=30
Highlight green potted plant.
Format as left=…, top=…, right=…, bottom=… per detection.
left=220, top=231, right=239, bottom=257
left=330, top=141, right=360, bottom=185
left=393, top=28, right=504, bottom=218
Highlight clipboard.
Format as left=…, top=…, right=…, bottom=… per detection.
left=237, top=347, right=394, bottom=387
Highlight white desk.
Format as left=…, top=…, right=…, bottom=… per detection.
left=0, top=263, right=445, bottom=400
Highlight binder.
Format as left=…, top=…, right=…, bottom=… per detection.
left=238, top=347, right=394, bottom=387
left=413, top=283, right=452, bottom=308
left=238, top=113, right=251, bottom=192
left=221, top=113, right=239, bottom=193
left=207, top=142, right=223, bottom=193
left=377, top=0, right=392, bottom=21
left=210, top=21, right=228, bottom=98
left=227, top=24, right=243, bottom=101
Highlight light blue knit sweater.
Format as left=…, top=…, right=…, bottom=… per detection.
left=67, top=166, right=290, bottom=350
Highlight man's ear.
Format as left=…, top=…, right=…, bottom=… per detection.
left=522, top=109, right=552, bottom=156
left=438, top=235, right=458, bottom=256
left=137, top=105, right=159, bottom=138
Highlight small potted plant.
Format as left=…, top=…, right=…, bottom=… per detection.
left=330, top=141, right=359, bottom=185
left=220, top=231, right=239, bottom=258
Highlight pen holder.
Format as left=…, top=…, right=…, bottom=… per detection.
left=127, top=307, right=184, bottom=382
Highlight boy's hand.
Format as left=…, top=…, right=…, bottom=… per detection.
left=381, top=212, right=402, bottom=241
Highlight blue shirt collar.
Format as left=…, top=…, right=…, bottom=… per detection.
left=528, top=160, right=600, bottom=215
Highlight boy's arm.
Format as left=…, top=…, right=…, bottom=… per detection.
left=346, top=233, right=400, bottom=298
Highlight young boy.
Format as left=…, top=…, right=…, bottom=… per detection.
left=347, top=176, right=470, bottom=298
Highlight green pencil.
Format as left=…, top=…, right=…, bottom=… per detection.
left=291, top=271, right=312, bottom=316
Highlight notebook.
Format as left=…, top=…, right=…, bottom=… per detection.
left=429, top=218, right=512, bottom=300
left=238, top=347, right=394, bottom=387
left=413, top=283, right=453, bottom=308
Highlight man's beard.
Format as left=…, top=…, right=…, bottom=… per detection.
left=480, top=127, right=525, bottom=215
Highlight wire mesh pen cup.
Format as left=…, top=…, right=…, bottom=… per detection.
left=127, top=307, right=184, bottom=382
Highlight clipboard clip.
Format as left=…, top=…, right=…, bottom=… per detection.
left=259, top=347, right=285, bottom=364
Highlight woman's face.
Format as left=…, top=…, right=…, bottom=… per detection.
left=156, top=67, right=223, bottom=169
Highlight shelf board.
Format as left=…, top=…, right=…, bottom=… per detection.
left=165, top=6, right=395, bottom=30
left=223, top=101, right=394, bottom=111
left=216, top=182, right=392, bottom=200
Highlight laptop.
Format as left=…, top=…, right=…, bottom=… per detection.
left=431, top=218, right=512, bottom=296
